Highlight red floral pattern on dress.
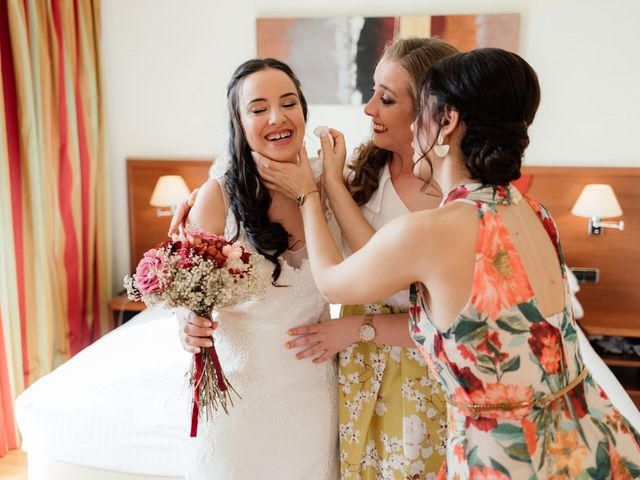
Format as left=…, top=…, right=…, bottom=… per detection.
left=469, top=466, right=510, bottom=480
left=528, top=322, right=564, bottom=375
left=407, top=184, right=640, bottom=479
left=457, top=344, right=476, bottom=362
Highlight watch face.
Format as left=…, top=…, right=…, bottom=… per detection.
left=358, top=324, right=376, bottom=342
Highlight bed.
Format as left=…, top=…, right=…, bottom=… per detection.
left=14, top=162, right=640, bottom=479
left=16, top=307, right=191, bottom=479
left=16, top=305, right=640, bottom=479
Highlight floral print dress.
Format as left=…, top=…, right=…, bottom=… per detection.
left=409, top=183, right=640, bottom=479
left=339, top=303, right=447, bottom=480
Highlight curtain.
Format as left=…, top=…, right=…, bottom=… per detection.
left=0, top=0, right=111, bottom=456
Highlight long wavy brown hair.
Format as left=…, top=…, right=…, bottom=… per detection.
left=348, top=37, right=459, bottom=205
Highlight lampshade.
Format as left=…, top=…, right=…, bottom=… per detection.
left=571, top=184, right=622, bottom=218
left=149, top=175, right=191, bottom=207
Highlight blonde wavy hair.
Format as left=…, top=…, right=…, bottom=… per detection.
left=348, top=37, right=459, bottom=205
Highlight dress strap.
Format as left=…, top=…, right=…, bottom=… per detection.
left=522, top=195, right=566, bottom=268
left=215, top=177, right=230, bottom=212
left=214, top=176, right=239, bottom=241
left=442, top=183, right=522, bottom=208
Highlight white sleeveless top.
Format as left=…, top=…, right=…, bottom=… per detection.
left=187, top=180, right=339, bottom=479
left=343, top=163, right=411, bottom=309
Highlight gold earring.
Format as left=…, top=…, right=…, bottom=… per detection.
left=433, top=131, right=449, bottom=157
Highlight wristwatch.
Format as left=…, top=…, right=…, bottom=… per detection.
left=358, top=313, right=376, bottom=343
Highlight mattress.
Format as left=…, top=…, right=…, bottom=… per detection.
left=27, top=453, right=182, bottom=480
left=15, top=307, right=192, bottom=477
left=14, top=304, right=640, bottom=479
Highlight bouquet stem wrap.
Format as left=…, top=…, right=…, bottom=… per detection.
left=190, top=340, right=239, bottom=437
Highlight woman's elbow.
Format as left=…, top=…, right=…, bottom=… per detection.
left=321, top=290, right=343, bottom=305
left=315, top=278, right=343, bottom=304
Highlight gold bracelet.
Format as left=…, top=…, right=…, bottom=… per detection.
left=295, top=189, right=319, bottom=207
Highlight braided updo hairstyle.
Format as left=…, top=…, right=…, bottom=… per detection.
left=225, top=58, right=309, bottom=283
left=415, top=48, right=540, bottom=186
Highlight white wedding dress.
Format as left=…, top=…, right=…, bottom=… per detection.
left=187, top=192, right=339, bottom=479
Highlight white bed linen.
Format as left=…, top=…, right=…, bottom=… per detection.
left=577, top=325, right=640, bottom=430
left=16, top=307, right=191, bottom=477
left=27, top=453, right=182, bottom=480
left=14, top=301, right=640, bottom=479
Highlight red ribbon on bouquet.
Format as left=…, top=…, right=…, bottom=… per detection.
left=190, top=343, right=236, bottom=437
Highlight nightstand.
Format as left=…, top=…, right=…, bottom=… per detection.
left=579, top=308, right=640, bottom=408
left=109, top=293, right=146, bottom=326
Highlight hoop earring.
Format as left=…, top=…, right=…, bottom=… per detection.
left=433, top=131, right=449, bottom=158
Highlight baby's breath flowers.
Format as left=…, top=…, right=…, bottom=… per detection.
left=125, top=229, right=269, bottom=436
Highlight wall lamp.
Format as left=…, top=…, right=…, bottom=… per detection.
left=149, top=175, right=191, bottom=217
left=571, top=184, right=624, bottom=235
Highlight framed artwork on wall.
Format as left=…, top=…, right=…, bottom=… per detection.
left=257, top=14, right=520, bottom=104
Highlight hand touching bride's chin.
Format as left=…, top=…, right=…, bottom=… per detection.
left=253, top=145, right=318, bottom=201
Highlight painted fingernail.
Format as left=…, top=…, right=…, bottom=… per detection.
left=285, top=342, right=291, bottom=349
left=296, top=353, right=302, bottom=360
left=287, top=329, right=294, bottom=335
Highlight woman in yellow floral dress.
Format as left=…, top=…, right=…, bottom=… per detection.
left=283, top=38, right=457, bottom=479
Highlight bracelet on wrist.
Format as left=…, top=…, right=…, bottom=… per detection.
left=296, top=189, right=319, bottom=207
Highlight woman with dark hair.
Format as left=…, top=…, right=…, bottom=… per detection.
left=179, top=58, right=338, bottom=479
left=257, top=48, right=640, bottom=478
left=174, top=39, right=457, bottom=479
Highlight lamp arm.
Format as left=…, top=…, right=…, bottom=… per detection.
left=591, top=218, right=625, bottom=231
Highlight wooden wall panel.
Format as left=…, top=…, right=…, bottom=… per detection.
left=522, top=166, right=640, bottom=337
left=126, top=159, right=212, bottom=273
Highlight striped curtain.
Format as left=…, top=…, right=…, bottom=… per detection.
left=0, top=0, right=111, bottom=456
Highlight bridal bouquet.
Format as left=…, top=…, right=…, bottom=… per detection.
left=124, top=229, right=269, bottom=436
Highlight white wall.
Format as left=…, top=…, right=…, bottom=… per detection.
left=103, top=0, right=640, bottom=292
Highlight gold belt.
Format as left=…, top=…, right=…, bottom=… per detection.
left=446, top=368, right=588, bottom=417
left=446, top=368, right=589, bottom=476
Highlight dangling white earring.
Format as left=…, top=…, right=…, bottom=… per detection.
left=433, top=131, right=449, bottom=158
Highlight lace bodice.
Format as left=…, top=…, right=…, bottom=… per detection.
left=187, top=181, right=340, bottom=479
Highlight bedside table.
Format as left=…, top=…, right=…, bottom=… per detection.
left=109, top=293, right=146, bottom=326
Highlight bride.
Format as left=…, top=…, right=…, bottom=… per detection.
left=178, top=58, right=338, bottom=479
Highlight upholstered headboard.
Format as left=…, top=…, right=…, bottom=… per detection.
left=126, top=158, right=212, bottom=272
left=520, top=166, right=640, bottom=336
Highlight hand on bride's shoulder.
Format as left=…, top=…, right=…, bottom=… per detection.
left=168, top=188, right=199, bottom=237
left=185, top=179, right=226, bottom=236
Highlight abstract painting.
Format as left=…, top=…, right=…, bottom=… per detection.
left=257, top=14, right=520, bottom=104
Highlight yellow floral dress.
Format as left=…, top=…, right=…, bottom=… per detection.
left=338, top=303, right=447, bottom=479
left=338, top=163, right=446, bottom=479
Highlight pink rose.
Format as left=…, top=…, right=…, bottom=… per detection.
left=134, top=249, right=167, bottom=295
left=222, top=243, right=244, bottom=262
